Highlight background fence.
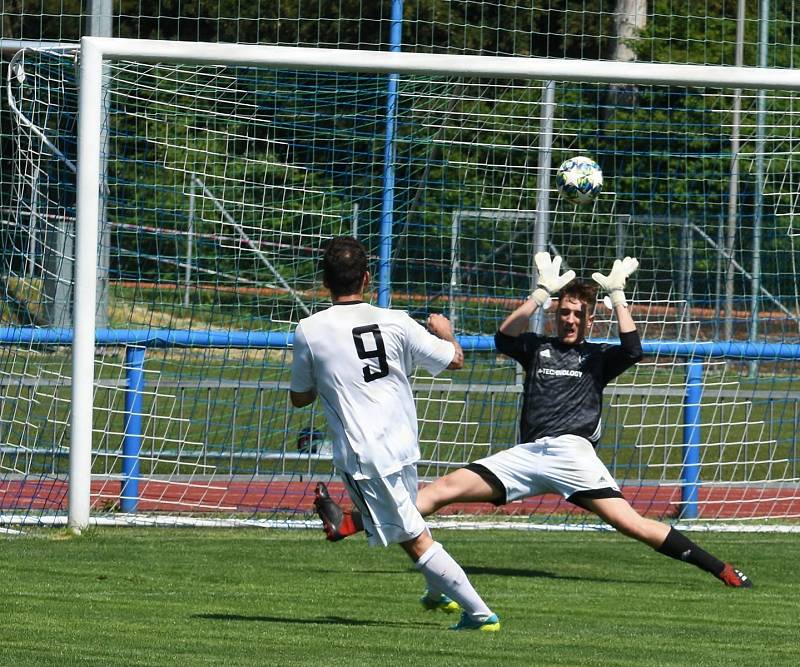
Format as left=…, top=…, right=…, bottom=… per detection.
left=2, top=1, right=800, bottom=529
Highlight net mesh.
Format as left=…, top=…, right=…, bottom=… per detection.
left=2, top=44, right=800, bottom=528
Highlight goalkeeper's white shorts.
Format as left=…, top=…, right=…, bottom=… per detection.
left=340, top=463, right=427, bottom=547
left=472, top=434, right=621, bottom=504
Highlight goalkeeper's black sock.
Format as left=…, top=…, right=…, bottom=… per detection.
left=655, top=527, right=725, bottom=576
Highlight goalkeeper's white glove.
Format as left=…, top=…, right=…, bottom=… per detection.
left=530, top=252, right=576, bottom=308
left=591, top=256, right=639, bottom=308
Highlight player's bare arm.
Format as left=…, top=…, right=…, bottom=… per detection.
left=427, top=313, right=464, bottom=369
left=614, top=301, right=637, bottom=335
left=498, top=297, right=538, bottom=337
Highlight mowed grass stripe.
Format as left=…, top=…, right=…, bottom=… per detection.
left=1, top=528, right=796, bottom=666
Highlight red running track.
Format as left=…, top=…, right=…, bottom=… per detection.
left=2, top=478, right=798, bottom=520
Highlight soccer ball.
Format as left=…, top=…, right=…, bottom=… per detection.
left=555, top=156, right=603, bottom=205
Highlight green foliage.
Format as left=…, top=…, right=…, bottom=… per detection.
left=642, top=0, right=800, bottom=68
left=5, top=3, right=800, bottom=323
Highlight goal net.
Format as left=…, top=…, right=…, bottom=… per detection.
left=3, top=38, right=800, bottom=530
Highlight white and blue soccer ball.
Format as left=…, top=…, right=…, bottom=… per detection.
left=555, top=156, right=603, bottom=205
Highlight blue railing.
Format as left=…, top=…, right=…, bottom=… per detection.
left=3, top=327, right=800, bottom=517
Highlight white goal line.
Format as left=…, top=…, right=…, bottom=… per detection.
left=3, top=515, right=800, bottom=534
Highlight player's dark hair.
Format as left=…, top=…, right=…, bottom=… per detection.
left=321, top=236, right=368, bottom=297
left=558, top=279, right=598, bottom=310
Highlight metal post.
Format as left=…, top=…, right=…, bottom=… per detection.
left=85, top=0, right=112, bottom=36
left=377, top=0, right=404, bottom=308
left=685, top=219, right=693, bottom=303
left=714, top=219, right=723, bottom=340
left=184, top=177, right=195, bottom=309
left=615, top=214, right=628, bottom=258
left=724, top=0, right=746, bottom=341
left=531, top=80, right=556, bottom=334
left=69, top=38, right=104, bottom=533
left=86, top=0, right=113, bottom=330
left=750, top=0, right=769, bottom=376
left=449, top=212, right=460, bottom=326
left=680, top=359, right=703, bottom=519
left=678, top=215, right=687, bottom=309
left=121, top=346, right=146, bottom=512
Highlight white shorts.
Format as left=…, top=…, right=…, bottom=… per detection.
left=340, top=464, right=427, bottom=547
left=471, top=434, right=622, bottom=505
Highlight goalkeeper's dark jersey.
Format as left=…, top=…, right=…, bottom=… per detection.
left=495, top=329, right=643, bottom=445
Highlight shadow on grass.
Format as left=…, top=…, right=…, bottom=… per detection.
left=192, top=613, right=431, bottom=628
left=463, top=565, right=652, bottom=585
left=310, top=565, right=651, bottom=585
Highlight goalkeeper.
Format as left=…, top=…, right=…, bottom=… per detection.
left=314, top=253, right=753, bottom=589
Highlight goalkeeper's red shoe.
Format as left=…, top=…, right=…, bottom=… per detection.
left=717, top=563, right=753, bottom=588
left=313, top=482, right=362, bottom=542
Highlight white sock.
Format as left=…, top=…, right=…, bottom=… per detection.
left=415, top=541, right=493, bottom=622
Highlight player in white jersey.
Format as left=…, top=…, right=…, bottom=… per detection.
left=314, top=252, right=753, bottom=590
left=290, top=236, right=499, bottom=631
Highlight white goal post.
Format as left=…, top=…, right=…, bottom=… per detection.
left=61, top=37, right=800, bottom=530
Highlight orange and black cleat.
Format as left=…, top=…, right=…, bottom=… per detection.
left=717, top=563, right=753, bottom=588
left=313, top=482, right=362, bottom=541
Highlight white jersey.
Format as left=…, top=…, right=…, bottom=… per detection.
left=290, top=302, right=455, bottom=479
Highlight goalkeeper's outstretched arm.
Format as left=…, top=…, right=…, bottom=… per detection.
left=611, top=298, right=643, bottom=365
left=592, top=256, right=639, bottom=336
left=613, top=299, right=637, bottom=335
left=592, top=257, right=643, bottom=364
left=498, top=294, right=542, bottom=337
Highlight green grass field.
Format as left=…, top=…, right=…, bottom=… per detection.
left=1, top=527, right=797, bottom=666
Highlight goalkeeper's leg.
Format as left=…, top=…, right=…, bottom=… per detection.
left=314, top=469, right=499, bottom=542
left=581, top=496, right=753, bottom=588
left=656, top=527, right=753, bottom=588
